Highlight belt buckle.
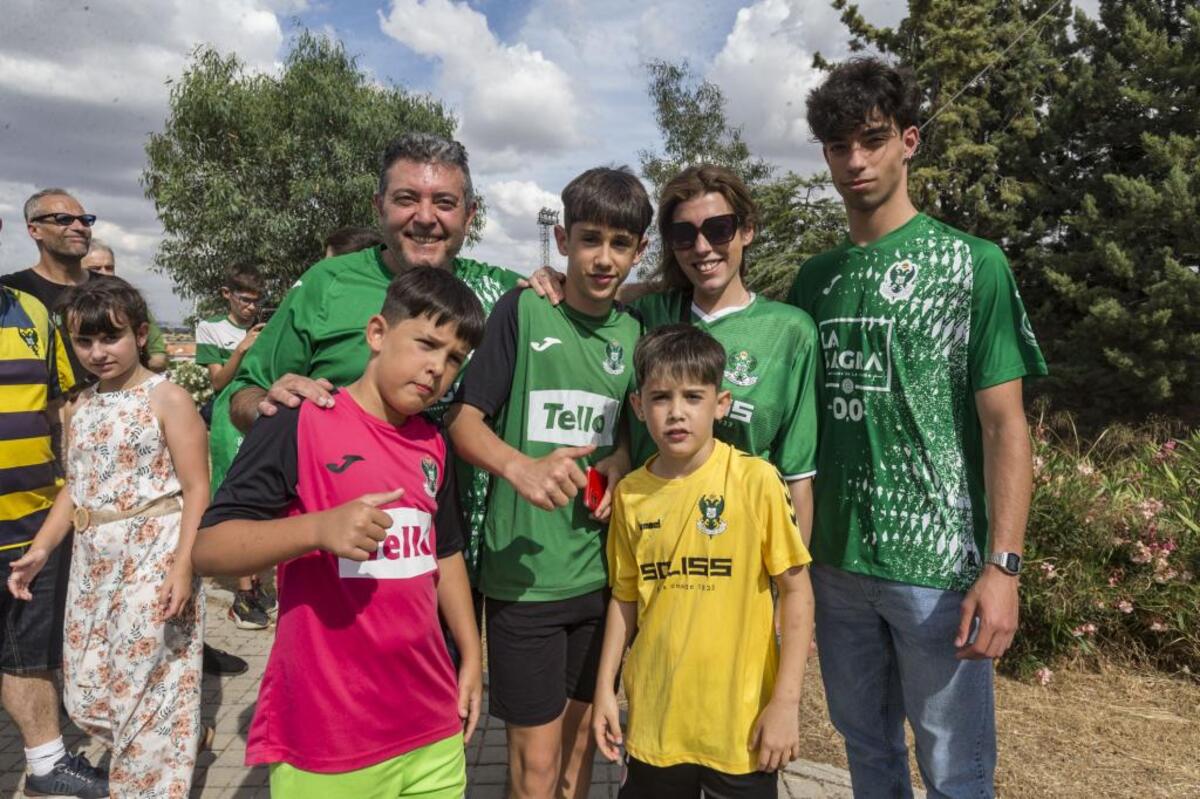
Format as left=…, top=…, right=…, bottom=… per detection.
left=73, top=506, right=91, bottom=530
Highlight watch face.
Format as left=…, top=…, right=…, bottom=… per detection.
left=1004, top=553, right=1022, bottom=573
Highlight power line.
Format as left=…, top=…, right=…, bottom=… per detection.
left=920, top=0, right=1069, bottom=131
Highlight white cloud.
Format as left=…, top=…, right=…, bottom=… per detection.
left=378, top=0, right=582, bottom=170
left=0, top=0, right=287, bottom=323
left=707, top=0, right=834, bottom=174
left=467, top=180, right=562, bottom=276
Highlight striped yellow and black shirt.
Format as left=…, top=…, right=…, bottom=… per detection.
left=1, top=286, right=74, bottom=551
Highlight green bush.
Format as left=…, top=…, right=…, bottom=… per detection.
left=168, top=359, right=213, bottom=406
left=1011, top=410, right=1199, bottom=679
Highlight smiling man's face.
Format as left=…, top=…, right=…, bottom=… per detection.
left=373, top=159, right=476, bottom=272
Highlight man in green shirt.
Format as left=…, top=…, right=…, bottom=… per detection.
left=221, top=133, right=521, bottom=580
left=787, top=58, right=1046, bottom=797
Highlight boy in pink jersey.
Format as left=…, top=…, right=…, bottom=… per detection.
left=194, top=268, right=485, bottom=798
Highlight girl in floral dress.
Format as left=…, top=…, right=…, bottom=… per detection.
left=8, top=277, right=208, bottom=798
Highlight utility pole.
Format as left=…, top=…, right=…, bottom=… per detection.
left=537, top=207, right=559, bottom=268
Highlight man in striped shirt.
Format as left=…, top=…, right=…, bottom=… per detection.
left=1, top=278, right=109, bottom=797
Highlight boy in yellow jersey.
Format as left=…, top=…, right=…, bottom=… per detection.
left=593, top=324, right=815, bottom=798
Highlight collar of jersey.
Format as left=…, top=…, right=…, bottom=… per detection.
left=843, top=211, right=928, bottom=253
left=640, top=439, right=729, bottom=488
left=690, top=293, right=756, bottom=324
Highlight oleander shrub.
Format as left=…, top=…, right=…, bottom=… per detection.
left=168, top=359, right=213, bottom=406
left=1010, top=409, right=1199, bottom=681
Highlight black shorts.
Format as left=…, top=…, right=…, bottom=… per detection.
left=485, top=589, right=607, bottom=726
left=619, top=756, right=777, bottom=799
left=0, top=540, right=70, bottom=673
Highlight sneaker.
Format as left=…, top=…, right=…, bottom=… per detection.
left=252, top=579, right=278, bottom=616
left=202, top=643, right=248, bottom=675
left=24, top=752, right=108, bottom=799
left=228, top=589, right=269, bottom=630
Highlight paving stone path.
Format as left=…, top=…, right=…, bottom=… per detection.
left=1, top=581, right=860, bottom=798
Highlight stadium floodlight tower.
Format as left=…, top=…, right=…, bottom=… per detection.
left=537, top=207, right=560, bottom=268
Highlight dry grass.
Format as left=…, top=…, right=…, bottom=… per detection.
left=796, top=655, right=1200, bottom=798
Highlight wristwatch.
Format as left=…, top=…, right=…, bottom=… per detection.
left=987, top=552, right=1023, bottom=576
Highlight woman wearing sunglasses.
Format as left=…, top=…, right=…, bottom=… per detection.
left=630, top=165, right=821, bottom=516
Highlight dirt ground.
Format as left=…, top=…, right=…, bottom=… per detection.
left=796, top=656, right=1200, bottom=798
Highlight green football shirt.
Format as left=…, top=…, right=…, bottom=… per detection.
left=629, top=291, right=820, bottom=479
left=455, top=288, right=642, bottom=602
left=213, top=246, right=521, bottom=516
left=788, top=213, right=1047, bottom=592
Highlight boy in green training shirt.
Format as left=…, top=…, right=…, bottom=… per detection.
left=447, top=166, right=652, bottom=799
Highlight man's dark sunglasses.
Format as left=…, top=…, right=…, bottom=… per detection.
left=666, top=213, right=740, bottom=250
left=29, top=213, right=98, bottom=227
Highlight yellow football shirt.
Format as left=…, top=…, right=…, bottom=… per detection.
left=1, top=286, right=73, bottom=551
left=608, top=440, right=811, bottom=774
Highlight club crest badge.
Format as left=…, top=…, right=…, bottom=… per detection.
left=880, top=259, right=919, bottom=303
left=696, top=494, right=727, bottom=536
left=17, top=327, right=40, bottom=357
left=724, top=349, right=759, bottom=387
left=602, top=339, right=625, bottom=376
left=421, top=456, right=439, bottom=498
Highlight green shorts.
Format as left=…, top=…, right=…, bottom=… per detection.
left=269, top=732, right=466, bottom=799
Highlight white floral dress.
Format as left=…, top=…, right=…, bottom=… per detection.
left=65, top=374, right=203, bottom=798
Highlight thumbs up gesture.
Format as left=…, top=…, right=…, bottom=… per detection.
left=316, top=488, right=405, bottom=561
left=508, top=445, right=596, bottom=511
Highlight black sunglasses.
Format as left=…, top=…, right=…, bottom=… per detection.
left=29, top=213, right=98, bottom=227
left=666, top=213, right=740, bottom=251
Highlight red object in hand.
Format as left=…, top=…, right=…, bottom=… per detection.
left=584, top=468, right=608, bottom=513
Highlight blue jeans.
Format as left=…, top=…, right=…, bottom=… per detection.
left=811, top=564, right=995, bottom=799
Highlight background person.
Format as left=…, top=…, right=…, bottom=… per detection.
left=323, top=225, right=383, bottom=258
left=1, top=278, right=107, bottom=798
left=1, top=188, right=96, bottom=386
left=195, top=265, right=271, bottom=630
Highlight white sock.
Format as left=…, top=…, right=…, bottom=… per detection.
left=25, top=736, right=65, bottom=777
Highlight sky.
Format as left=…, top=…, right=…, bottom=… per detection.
left=0, top=0, right=1090, bottom=324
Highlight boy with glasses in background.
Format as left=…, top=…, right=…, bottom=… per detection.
left=195, top=264, right=272, bottom=629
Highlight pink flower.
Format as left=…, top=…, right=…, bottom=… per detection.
left=1076, top=461, right=1095, bottom=477
left=1136, top=498, right=1165, bottom=520
left=1149, top=619, right=1168, bottom=633
left=1130, top=542, right=1153, bottom=564
left=1152, top=440, right=1178, bottom=464
left=1039, top=562, right=1058, bottom=579
left=1072, top=623, right=1097, bottom=637
left=1035, top=667, right=1054, bottom=686
left=1032, top=455, right=1045, bottom=474
left=1117, top=600, right=1134, bottom=614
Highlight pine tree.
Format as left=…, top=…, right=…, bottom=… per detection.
left=1036, top=1, right=1200, bottom=425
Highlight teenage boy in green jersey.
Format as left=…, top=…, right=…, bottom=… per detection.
left=787, top=58, right=1046, bottom=796
left=221, top=133, right=522, bottom=584
left=447, top=166, right=651, bottom=799
left=595, top=325, right=814, bottom=799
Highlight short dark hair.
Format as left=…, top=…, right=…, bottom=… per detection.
left=59, top=276, right=149, bottom=340
left=378, top=132, right=474, bottom=205
left=657, top=164, right=757, bottom=292
left=24, top=188, right=77, bottom=221
left=806, top=57, right=921, bottom=143
left=634, top=324, right=725, bottom=389
left=561, top=166, right=653, bottom=238
left=224, top=264, right=263, bottom=294
left=379, top=267, right=486, bottom=350
left=324, top=226, right=383, bottom=257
